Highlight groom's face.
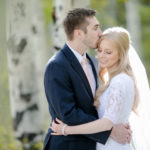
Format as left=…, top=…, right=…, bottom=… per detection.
left=82, top=16, right=102, bottom=49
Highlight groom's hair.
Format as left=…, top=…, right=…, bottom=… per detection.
left=63, top=8, right=96, bottom=40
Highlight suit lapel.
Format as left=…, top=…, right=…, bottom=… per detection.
left=62, top=44, right=93, bottom=99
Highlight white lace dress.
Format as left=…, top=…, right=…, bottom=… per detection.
left=96, top=73, right=135, bottom=150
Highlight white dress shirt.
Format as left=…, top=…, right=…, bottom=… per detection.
left=66, top=43, right=96, bottom=96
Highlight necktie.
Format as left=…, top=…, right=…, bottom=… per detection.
left=81, top=58, right=93, bottom=93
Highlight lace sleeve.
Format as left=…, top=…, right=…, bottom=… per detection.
left=103, top=74, right=134, bottom=123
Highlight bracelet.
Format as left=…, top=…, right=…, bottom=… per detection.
left=62, top=124, right=67, bottom=136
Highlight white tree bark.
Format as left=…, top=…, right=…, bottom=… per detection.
left=52, top=0, right=90, bottom=51
left=126, top=0, right=142, bottom=57
left=6, top=0, right=48, bottom=149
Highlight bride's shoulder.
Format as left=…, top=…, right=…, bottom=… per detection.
left=110, top=73, right=134, bottom=87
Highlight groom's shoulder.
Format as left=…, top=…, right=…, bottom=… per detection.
left=45, top=50, right=67, bottom=72
left=47, top=49, right=66, bottom=64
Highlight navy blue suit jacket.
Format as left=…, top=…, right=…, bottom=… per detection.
left=43, top=44, right=111, bottom=150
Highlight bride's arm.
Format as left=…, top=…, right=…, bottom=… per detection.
left=51, top=117, right=113, bottom=135
left=66, top=118, right=113, bottom=135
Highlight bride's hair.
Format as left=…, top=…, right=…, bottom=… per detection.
left=94, top=27, right=139, bottom=114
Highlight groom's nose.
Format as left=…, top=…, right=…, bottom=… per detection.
left=98, top=29, right=102, bottom=37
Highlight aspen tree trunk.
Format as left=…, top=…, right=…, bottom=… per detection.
left=52, top=0, right=90, bottom=52
left=126, top=0, right=142, bottom=57
left=6, top=0, right=48, bottom=149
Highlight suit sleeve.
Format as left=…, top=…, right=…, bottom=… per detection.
left=44, top=62, right=111, bottom=144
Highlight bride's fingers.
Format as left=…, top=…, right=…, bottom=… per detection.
left=52, top=120, right=55, bottom=125
left=56, top=118, right=63, bottom=124
left=50, top=127, right=56, bottom=132
left=50, top=127, right=55, bottom=132
left=52, top=120, right=58, bottom=127
left=51, top=132, right=61, bottom=135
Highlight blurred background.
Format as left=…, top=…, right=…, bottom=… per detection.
left=0, top=0, right=150, bottom=150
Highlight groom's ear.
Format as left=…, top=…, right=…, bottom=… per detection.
left=74, top=29, right=84, bottom=39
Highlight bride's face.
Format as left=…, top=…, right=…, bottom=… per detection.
left=97, top=39, right=120, bottom=71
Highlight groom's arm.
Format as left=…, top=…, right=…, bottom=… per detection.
left=44, top=62, right=111, bottom=144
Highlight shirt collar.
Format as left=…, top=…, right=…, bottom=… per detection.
left=66, top=42, right=86, bottom=64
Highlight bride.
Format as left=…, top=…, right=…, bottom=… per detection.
left=50, top=27, right=150, bottom=150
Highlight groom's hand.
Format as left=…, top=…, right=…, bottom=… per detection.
left=110, top=123, right=132, bottom=144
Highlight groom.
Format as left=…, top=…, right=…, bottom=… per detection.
left=43, top=8, right=131, bottom=150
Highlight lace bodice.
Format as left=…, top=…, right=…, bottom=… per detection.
left=97, top=73, right=135, bottom=150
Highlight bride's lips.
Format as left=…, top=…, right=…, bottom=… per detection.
left=100, top=60, right=107, bottom=64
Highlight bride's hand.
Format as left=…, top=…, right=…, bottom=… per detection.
left=51, top=118, right=67, bottom=135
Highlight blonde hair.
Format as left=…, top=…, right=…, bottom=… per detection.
left=94, top=27, right=139, bottom=114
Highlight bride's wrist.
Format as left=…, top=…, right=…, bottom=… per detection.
left=62, top=124, right=68, bottom=136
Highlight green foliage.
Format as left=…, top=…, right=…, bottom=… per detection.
left=140, top=5, right=150, bottom=24
left=31, top=141, right=43, bottom=150
left=115, top=2, right=126, bottom=26
left=140, top=4, right=150, bottom=80
left=117, top=0, right=126, bottom=3
left=91, top=0, right=116, bottom=29
left=91, top=0, right=126, bottom=29
left=0, top=124, right=43, bottom=150
left=91, top=0, right=107, bottom=11
left=139, top=0, right=150, bottom=5
left=41, top=0, right=53, bottom=25
left=0, top=126, right=22, bottom=150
